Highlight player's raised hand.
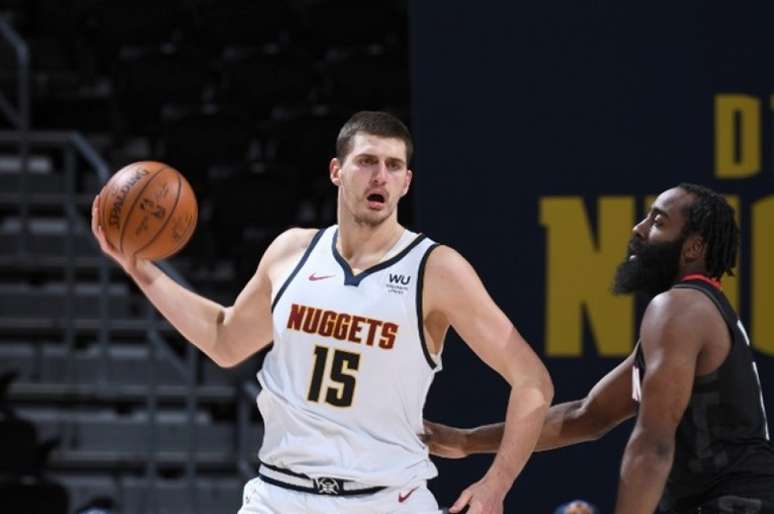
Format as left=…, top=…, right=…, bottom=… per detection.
left=449, top=477, right=506, bottom=514
left=422, top=420, right=470, bottom=459
left=91, top=194, right=137, bottom=272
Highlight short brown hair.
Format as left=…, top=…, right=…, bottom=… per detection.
left=336, top=111, right=413, bottom=163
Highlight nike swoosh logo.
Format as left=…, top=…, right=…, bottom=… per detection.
left=308, top=273, right=335, bottom=281
left=398, top=487, right=418, bottom=503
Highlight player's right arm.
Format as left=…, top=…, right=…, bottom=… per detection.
left=91, top=195, right=314, bottom=368
left=425, top=353, right=638, bottom=457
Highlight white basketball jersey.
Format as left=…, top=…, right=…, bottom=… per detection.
left=257, top=226, right=442, bottom=487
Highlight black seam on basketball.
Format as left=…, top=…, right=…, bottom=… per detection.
left=176, top=179, right=198, bottom=255
left=417, top=243, right=441, bottom=370
left=118, top=165, right=168, bottom=254
left=132, top=170, right=183, bottom=259
left=99, top=191, right=111, bottom=246
left=101, top=176, right=119, bottom=247
left=171, top=175, right=198, bottom=256
left=100, top=174, right=117, bottom=242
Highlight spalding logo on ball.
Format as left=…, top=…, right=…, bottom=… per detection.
left=98, top=161, right=197, bottom=260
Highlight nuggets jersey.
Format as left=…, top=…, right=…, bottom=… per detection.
left=632, top=277, right=774, bottom=512
left=257, top=226, right=441, bottom=487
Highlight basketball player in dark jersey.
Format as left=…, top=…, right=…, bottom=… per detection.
left=424, top=184, right=774, bottom=514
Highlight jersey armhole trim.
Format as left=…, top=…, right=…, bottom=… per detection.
left=416, top=243, right=441, bottom=370
left=672, top=282, right=735, bottom=339
left=672, top=282, right=738, bottom=382
left=271, top=228, right=326, bottom=312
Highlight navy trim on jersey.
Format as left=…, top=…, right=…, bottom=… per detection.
left=258, top=474, right=386, bottom=496
left=259, top=460, right=310, bottom=479
left=257, top=461, right=387, bottom=496
left=331, top=229, right=428, bottom=287
left=673, top=283, right=729, bottom=323
left=416, top=244, right=441, bottom=370
left=271, top=229, right=325, bottom=312
left=258, top=474, right=316, bottom=494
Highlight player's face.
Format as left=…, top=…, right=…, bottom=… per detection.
left=613, top=187, right=695, bottom=297
left=330, top=132, right=412, bottom=227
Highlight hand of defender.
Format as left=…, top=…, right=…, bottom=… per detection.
left=422, top=420, right=470, bottom=459
left=91, top=194, right=139, bottom=272
left=448, top=477, right=506, bottom=514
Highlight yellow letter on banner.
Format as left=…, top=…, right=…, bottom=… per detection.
left=540, top=197, right=634, bottom=357
left=715, top=94, right=761, bottom=178
left=752, top=196, right=774, bottom=355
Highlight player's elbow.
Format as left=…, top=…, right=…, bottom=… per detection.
left=209, top=350, right=242, bottom=369
left=536, top=359, right=555, bottom=405
left=209, top=307, right=244, bottom=368
left=538, top=369, right=555, bottom=407
left=510, top=348, right=554, bottom=405
left=628, top=427, right=675, bottom=464
left=208, top=341, right=242, bottom=369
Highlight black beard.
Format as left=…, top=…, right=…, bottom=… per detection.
left=612, top=237, right=684, bottom=297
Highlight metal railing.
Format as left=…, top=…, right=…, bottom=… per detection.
left=0, top=16, right=30, bottom=255
left=0, top=129, right=201, bottom=513
left=0, top=17, right=260, bottom=512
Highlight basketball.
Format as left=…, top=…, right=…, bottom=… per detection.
left=98, top=161, right=198, bottom=260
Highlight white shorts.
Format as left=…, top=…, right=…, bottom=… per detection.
left=238, top=476, right=442, bottom=514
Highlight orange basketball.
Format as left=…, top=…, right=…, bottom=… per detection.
left=98, top=161, right=198, bottom=260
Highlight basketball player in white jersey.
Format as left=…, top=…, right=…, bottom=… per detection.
left=90, top=111, right=554, bottom=514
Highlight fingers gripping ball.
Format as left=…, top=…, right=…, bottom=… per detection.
left=98, top=161, right=198, bottom=260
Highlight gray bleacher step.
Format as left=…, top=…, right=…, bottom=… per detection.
left=0, top=283, right=138, bottom=318
left=17, top=407, right=262, bottom=455
left=0, top=216, right=98, bottom=257
left=0, top=169, right=63, bottom=193
left=0, top=254, right=107, bottom=271
left=7, top=381, right=237, bottom=404
left=0, top=232, right=99, bottom=257
left=45, top=449, right=255, bottom=472
left=0, top=342, right=193, bottom=386
left=0, top=317, right=177, bottom=335
left=0, top=169, right=100, bottom=193
left=0, top=192, right=95, bottom=207
left=50, top=473, right=244, bottom=514
left=0, top=154, right=54, bottom=174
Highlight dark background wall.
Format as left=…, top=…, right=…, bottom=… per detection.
left=1, top=1, right=772, bottom=512
left=411, top=1, right=774, bottom=511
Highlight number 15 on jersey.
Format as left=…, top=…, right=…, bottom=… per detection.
left=307, top=345, right=361, bottom=408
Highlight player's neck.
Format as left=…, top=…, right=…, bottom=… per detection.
left=336, top=217, right=405, bottom=270
left=679, top=262, right=708, bottom=280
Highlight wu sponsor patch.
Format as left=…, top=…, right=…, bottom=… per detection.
left=386, top=273, right=411, bottom=294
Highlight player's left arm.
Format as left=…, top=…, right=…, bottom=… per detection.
left=424, top=246, right=554, bottom=514
left=613, top=290, right=706, bottom=514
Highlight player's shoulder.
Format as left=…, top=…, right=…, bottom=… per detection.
left=642, top=286, right=719, bottom=341
left=423, top=244, right=465, bottom=272
left=422, top=244, right=481, bottom=288
left=264, top=227, right=321, bottom=263
left=646, top=286, right=716, bottom=321
left=276, top=227, right=321, bottom=249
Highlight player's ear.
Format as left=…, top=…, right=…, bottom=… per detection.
left=330, top=158, right=342, bottom=186
left=682, top=234, right=705, bottom=263
left=401, top=168, right=413, bottom=197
